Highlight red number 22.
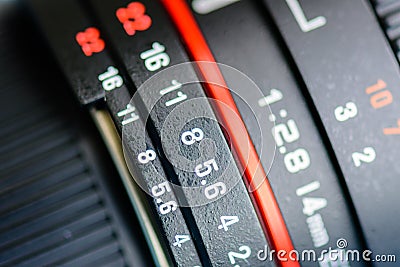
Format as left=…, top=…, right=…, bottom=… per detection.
left=75, top=27, right=105, bottom=57
left=116, top=2, right=152, bottom=36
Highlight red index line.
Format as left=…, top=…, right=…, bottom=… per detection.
left=161, top=1, right=298, bottom=266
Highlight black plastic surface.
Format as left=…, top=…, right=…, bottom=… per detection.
left=191, top=1, right=364, bottom=266
left=26, top=2, right=202, bottom=263
left=263, top=0, right=400, bottom=260
left=3, top=0, right=400, bottom=266
left=0, top=2, right=152, bottom=266
left=107, top=85, right=203, bottom=266
left=85, top=0, right=272, bottom=265
left=28, top=0, right=108, bottom=105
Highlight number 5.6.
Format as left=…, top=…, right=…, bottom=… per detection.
left=151, top=181, right=171, bottom=197
left=195, top=159, right=219, bottom=178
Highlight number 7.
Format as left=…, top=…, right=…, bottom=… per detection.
left=383, top=119, right=400, bottom=135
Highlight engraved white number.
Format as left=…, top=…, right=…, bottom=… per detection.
left=140, top=42, right=170, bottom=72
left=334, top=102, right=358, bottom=122
left=302, top=197, right=327, bottom=216
left=195, top=159, right=218, bottom=178
left=352, top=147, right=376, bottom=167
left=173, top=235, right=190, bottom=247
left=159, top=80, right=187, bottom=107
left=204, top=182, right=226, bottom=199
left=218, top=216, right=239, bottom=231
left=151, top=181, right=171, bottom=197
left=272, top=119, right=300, bottom=146
left=182, top=128, right=204, bottom=145
left=159, top=201, right=177, bottom=215
left=117, top=104, right=139, bottom=125
left=297, top=182, right=330, bottom=249
left=98, top=66, right=123, bottom=91
left=228, top=245, right=252, bottom=265
left=284, top=148, right=310, bottom=173
left=138, top=149, right=156, bottom=164
left=258, top=88, right=283, bottom=107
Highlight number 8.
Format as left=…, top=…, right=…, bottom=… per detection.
left=138, top=149, right=156, bottom=164
left=181, top=128, right=204, bottom=145
left=284, top=148, right=310, bottom=173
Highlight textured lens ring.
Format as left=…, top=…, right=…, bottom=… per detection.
left=122, top=62, right=276, bottom=207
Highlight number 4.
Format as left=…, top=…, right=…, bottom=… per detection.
left=173, top=235, right=190, bottom=247
left=218, top=216, right=239, bottom=231
left=302, top=197, right=327, bottom=216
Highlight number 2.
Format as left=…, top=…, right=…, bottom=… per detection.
left=352, top=147, right=376, bottom=167
left=228, top=245, right=251, bottom=266
left=272, top=119, right=300, bottom=146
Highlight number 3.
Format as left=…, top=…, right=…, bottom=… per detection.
left=334, top=102, right=358, bottom=122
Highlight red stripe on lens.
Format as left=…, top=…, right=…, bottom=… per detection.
left=161, top=1, right=299, bottom=266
